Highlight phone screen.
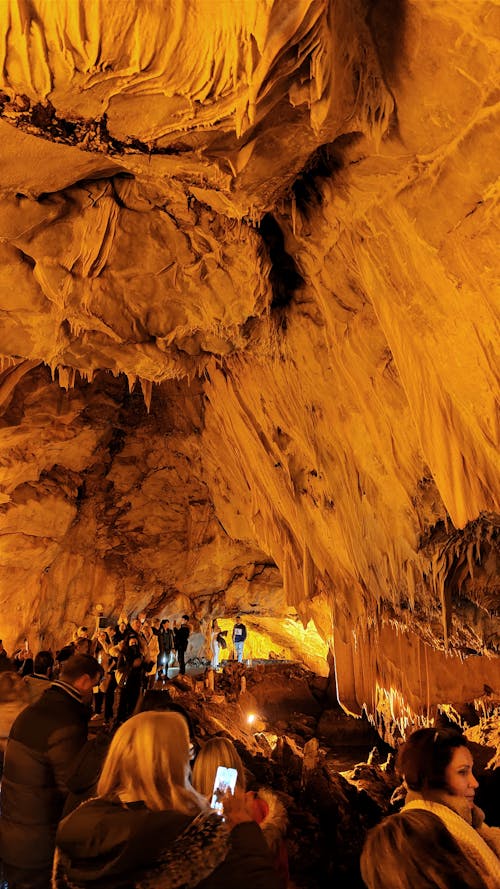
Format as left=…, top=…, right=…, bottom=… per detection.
left=210, top=765, right=238, bottom=815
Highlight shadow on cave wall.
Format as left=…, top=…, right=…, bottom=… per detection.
left=365, top=0, right=408, bottom=87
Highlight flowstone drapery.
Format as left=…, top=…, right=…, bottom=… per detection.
left=0, top=0, right=498, bottom=729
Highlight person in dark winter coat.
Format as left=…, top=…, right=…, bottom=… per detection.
left=23, top=650, right=54, bottom=703
left=155, top=619, right=175, bottom=676
left=54, top=711, right=280, bottom=889
left=174, top=615, right=190, bottom=675
left=113, top=635, right=146, bottom=724
left=0, top=671, right=30, bottom=775
left=0, top=653, right=102, bottom=889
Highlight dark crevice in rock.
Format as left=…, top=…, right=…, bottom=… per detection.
left=0, top=94, right=192, bottom=157
left=258, top=213, right=304, bottom=311
left=366, top=0, right=408, bottom=87
left=108, top=427, right=126, bottom=459
left=291, top=135, right=362, bottom=216
left=365, top=0, right=407, bottom=138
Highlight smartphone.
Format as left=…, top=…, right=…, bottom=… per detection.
left=210, top=765, right=238, bottom=815
left=98, top=616, right=108, bottom=629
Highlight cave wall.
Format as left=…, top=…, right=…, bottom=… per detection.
left=0, top=365, right=280, bottom=650
left=0, top=0, right=498, bottom=724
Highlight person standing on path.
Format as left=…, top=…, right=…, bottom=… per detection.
left=232, top=615, right=247, bottom=663
left=175, top=615, right=190, bottom=675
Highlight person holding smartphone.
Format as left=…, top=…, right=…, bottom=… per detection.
left=192, top=736, right=289, bottom=888
left=54, top=711, right=281, bottom=889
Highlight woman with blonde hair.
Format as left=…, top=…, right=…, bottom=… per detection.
left=192, top=736, right=289, bottom=888
left=54, top=712, right=280, bottom=889
left=192, top=736, right=244, bottom=798
left=210, top=619, right=221, bottom=670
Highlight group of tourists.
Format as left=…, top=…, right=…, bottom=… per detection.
left=0, top=619, right=498, bottom=889
left=0, top=647, right=288, bottom=889
left=0, top=614, right=192, bottom=729
left=1, top=609, right=242, bottom=732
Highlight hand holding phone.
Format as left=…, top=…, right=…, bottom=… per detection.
left=210, top=765, right=238, bottom=816
left=217, top=786, right=255, bottom=827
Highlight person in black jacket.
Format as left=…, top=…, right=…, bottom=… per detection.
left=0, top=653, right=102, bottom=889
left=155, top=619, right=175, bottom=677
left=23, top=650, right=54, bottom=703
left=174, top=615, right=190, bottom=675
left=53, top=711, right=280, bottom=889
left=114, top=635, right=146, bottom=725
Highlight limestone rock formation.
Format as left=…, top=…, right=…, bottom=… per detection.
left=0, top=0, right=498, bottom=729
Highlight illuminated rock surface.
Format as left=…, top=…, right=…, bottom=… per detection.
left=0, top=0, right=498, bottom=731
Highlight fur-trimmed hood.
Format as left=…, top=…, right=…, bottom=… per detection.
left=249, top=788, right=288, bottom=855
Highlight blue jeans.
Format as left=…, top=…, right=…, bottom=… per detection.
left=235, top=641, right=245, bottom=663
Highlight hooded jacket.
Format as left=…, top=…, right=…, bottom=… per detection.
left=54, top=796, right=280, bottom=889
left=248, top=788, right=289, bottom=888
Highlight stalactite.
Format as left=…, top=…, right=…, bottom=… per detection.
left=57, top=365, right=77, bottom=391
left=139, top=378, right=153, bottom=412
left=302, top=542, right=315, bottom=601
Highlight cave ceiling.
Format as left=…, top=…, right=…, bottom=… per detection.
left=0, top=0, right=498, bottom=722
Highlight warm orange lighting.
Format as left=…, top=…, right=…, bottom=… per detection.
left=247, top=713, right=255, bottom=725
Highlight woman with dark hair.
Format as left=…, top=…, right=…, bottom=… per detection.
left=114, top=635, right=146, bottom=724
left=361, top=809, right=489, bottom=889
left=393, top=728, right=500, bottom=886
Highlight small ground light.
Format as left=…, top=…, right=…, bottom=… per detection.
left=247, top=713, right=256, bottom=725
